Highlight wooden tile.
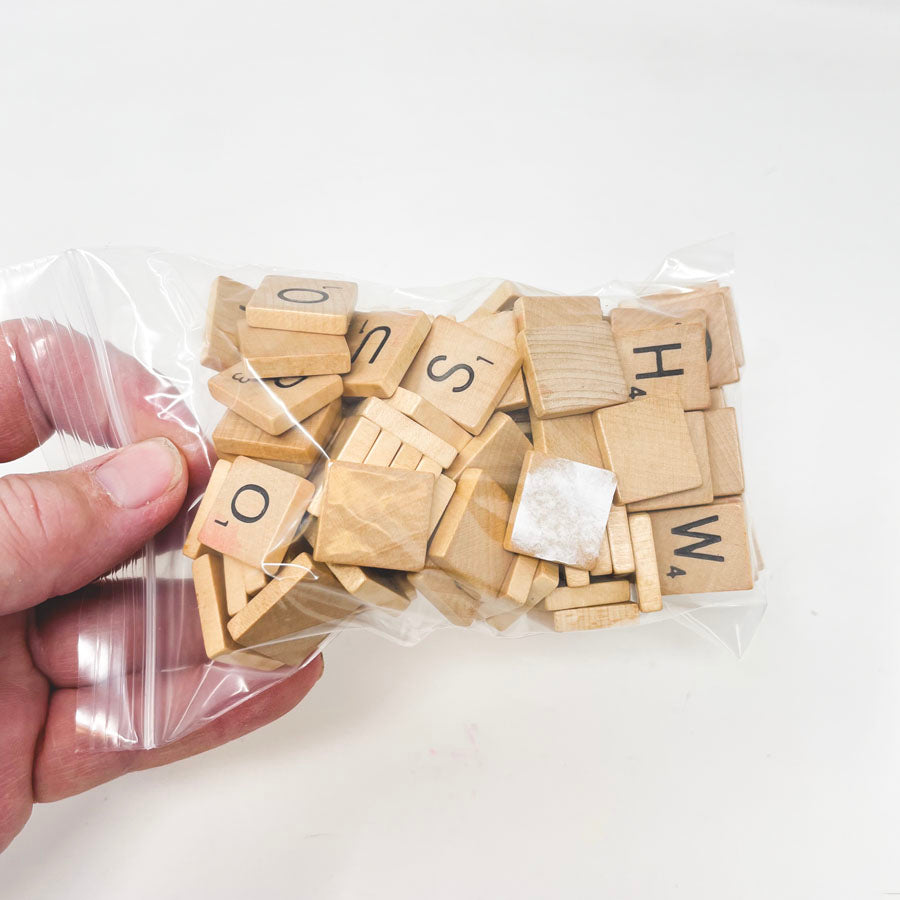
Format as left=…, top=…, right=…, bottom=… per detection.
left=564, top=566, right=590, bottom=587
left=464, top=311, right=528, bottom=412
left=429, top=474, right=456, bottom=535
left=649, top=500, right=753, bottom=595
left=363, top=430, right=402, bottom=467
left=243, top=562, right=268, bottom=595
left=416, top=456, right=443, bottom=475
left=467, top=279, right=519, bottom=319
left=504, top=451, right=617, bottom=569
left=401, top=315, right=521, bottom=434
left=720, top=285, right=745, bottom=367
left=198, top=456, right=315, bottom=568
left=444, top=412, right=532, bottom=499
left=390, top=442, right=423, bottom=470
left=486, top=558, right=559, bottom=631
left=223, top=554, right=252, bottom=616
left=628, top=513, right=663, bottom=612
left=500, top=554, right=540, bottom=606
left=707, top=387, right=726, bottom=409
left=615, top=321, right=711, bottom=410
left=314, top=462, right=434, bottom=571
left=246, top=275, right=357, bottom=334
left=704, top=407, right=745, bottom=496
left=628, top=411, right=714, bottom=511
left=343, top=310, right=432, bottom=398
left=356, top=397, right=457, bottom=468
left=429, top=468, right=517, bottom=600
left=212, top=398, right=341, bottom=465
left=237, top=320, right=350, bottom=378
left=609, top=306, right=707, bottom=336
left=589, top=532, right=613, bottom=576
left=227, top=552, right=358, bottom=665
left=593, top=395, right=702, bottom=504
left=606, top=504, right=635, bottom=575
left=385, top=386, right=471, bottom=451
left=544, top=579, right=631, bottom=611
left=531, top=413, right=604, bottom=468
left=263, top=459, right=314, bottom=478
left=201, top=276, right=252, bottom=371
left=406, top=566, right=481, bottom=626
left=519, top=323, right=628, bottom=419
left=327, top=564, right=412, bottom=611
left=326, top=415, right=382, bottom=463
left=183, top=459, right=233, bottom=559
left=552, top=603, right=639, bottom=632
left=209, top=364, right=343, bottom=436
left=513, top=295, right=603, bottom=331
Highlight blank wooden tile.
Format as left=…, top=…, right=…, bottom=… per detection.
left=500, top=554, right=540, bottom=606
left=209, top=364, right=343, bottom=435
left=467, top=279, right=519, bottom=319
left=589, top=532, right=613, bottom=576
left=201, top=276, right=253, bottom=371
left=649, top=500, right=753, bottom=595
left=629, top=513, right=663, bottom=612
left=406, top=566, right=481, bottom=626
left=363, top=430, right=402, bottom=467
left=343, top=310, right=431, bottom=398
left=243, top=562, right=268, bottom=595
left=314, top=462, right=434, bottom=571
left=707, top=387, right=726, bottom=409
left=519, top=323, right=628, bottom=419
left=606, top=504, right=635, bottom=575
left=552, top=602, right=640, bottom=632
left=444, top=412, right=532, bottom=499
left=416, top=456, right=444, bottom=475
left=198, top=456, right=315, bottom=568
left=628, top=410, right=714, bottom=512
left=356, top=396, right=458, bottom=468
left=513, top=295, right=603, bottom=331
left=212, top=398, right=342, bottom=465
left=544, top=578, right=631, bottom=611
left=564, top=566, right=590, bottom=587
left=615, top=321, right=711, bottom=410
left=486, top=558, right=560, bottom=631
left=504, top=451, right=617, bottom=569
left=183, top=459, right=233, bottom=559
left=531, top=413, right=604, bottom=468
left=262, top=459, right=315, bottom=478
left=326, top=415, right=382, bottom=463
left=593, top=395, right=702, bottom=504
left=223, top=554, right=252, bottom=616
left=429, top=474, right=456, bottom=535
left=246, top=275, right=357, bottom=335
left=401, top=315, right=521, bottom=434
left=238, top=319, right=350, bottom=377
left=385, top=386, right=472, bottom=452
left=429, top=468, right=517, bottom=600
left=464, top=311, right=528, bottom=411
left=390, top=442, right=423, bottom=470
left=328, top=564, right=413, bottom=611
left=704, top=407, right=745, bottom=496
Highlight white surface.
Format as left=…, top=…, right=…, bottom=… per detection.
left=1, top=0, right=898, bottom=896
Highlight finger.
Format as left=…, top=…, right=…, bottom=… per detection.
left=0, top=439, right=188, bottom=615
left=32, top=654, right=324, bottom=802
left=0, top=318, right=210, bottom=484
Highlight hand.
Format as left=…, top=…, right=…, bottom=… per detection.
left=0, top=320, right=323, bottom=854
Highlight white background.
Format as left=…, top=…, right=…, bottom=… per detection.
left=1, top=1, right=899, bottom=897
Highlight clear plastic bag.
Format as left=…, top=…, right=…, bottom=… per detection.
left=0, top=238, right=766, bottom=750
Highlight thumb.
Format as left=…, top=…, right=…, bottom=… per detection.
left=0, top=438, right=187, bottom=615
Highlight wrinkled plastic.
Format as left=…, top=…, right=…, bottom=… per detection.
left=0, top=238, right=767, bottom=750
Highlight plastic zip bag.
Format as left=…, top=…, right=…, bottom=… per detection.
left=0, top=239, right=766, bottom=750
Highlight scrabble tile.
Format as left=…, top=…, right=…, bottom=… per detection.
left=643, top=287, right=741, bottom=387
left=406, top=566, right=481, bottom=626
left=223, top=554, right=252, bottom=616
left=605, top=504, right=635, bottom=575
left=243, top=562, right=268, bottom=595
left=401, top=316, right=521, bottom=434
left=704, top=407, right=745, bottom=496
left=326, top=415, right=382, bottom=463
left=212, top=398, right=342, bottom=465
left=531, top=413, right=604, bottom=468
left=486, top=558, right=560, bottom=631
left=183, top=459, right=233, bottom=559
left=201, top=276, right=253, bottom=371
left=500, top=554, right=540, bottom=606
left=390, top=442, right=422, bottom=470
left=444, top=412, right=532, bottom=499
left=246, top=275, right=357, bottom=335
left=464, top=312, right=528, bottom=412
left=327, top=564, right=413, bottom=611
left=227, top=552, right=358, bottom=665
left=544, top=578, right=631, bottom=611
left=513, top=295, right=603, bottom=331
left=314, top=462, right=434, bottom=571
left=614, top=321, right=711, bottom=410
left=564, top=566, right=590, bottom=587
left=628, top=513, right=663, bottom=612
left=238, top=320, right=351, bottom=377
left=649, top=500, right=754, bottom=595
left=429, top=468, right=517, bottom=600
left=589, top=532, right=613, bottom=576
left=343, top=310, right=432, bottom=398
left=385, top=387, right=471, bottom=451
left=198, top=456, right=315, bottom=568
left=504, top=451, right=617, bottom=569
left=209, top=364, right=343, bottom=435
left=363, top=430, right=402, bottom=467
left=429, top=474, right=456, bottom=535
left=593, top=395, right=702, bottom=504
left=416, top=456, right=444, bottom=476
left=356, top=396, right=458, bottom=468
left=467, top=279, right=519, bottom=319
left=519, top=323, right=628, bottom=419
left=707, top=387, right=726, bottom=409
left=609, top=306, right=707, bottom=336
left=552, top=603, right=639, bottom=632
left=263, top=459, right=315, bottom=478
left=628, top=411, right=714, bottom=511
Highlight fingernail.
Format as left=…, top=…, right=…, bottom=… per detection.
left=95, top=438, right=184, bottom=508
